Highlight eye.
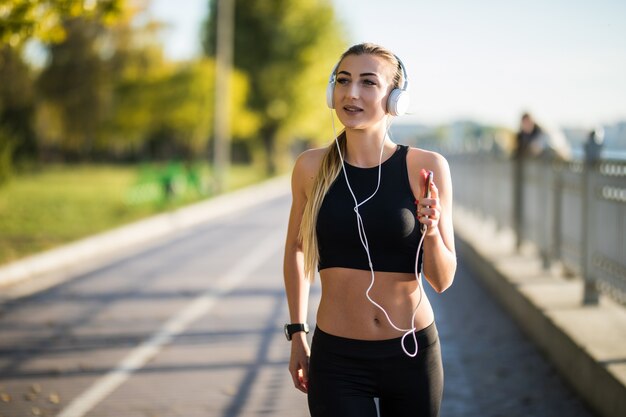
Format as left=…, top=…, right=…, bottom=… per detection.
left=362, top=79, right=377, bottom=86
left=336, top=77, right=349, bottom=85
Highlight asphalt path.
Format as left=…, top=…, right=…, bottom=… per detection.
left=0, top=189, right=596, bottom=417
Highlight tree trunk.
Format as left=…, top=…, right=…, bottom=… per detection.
left=261, top=125, right=277, bottom=176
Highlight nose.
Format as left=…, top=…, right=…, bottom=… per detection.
left=347, top=82, right=359, bottom=99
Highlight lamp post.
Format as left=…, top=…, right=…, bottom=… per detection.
left=212, top=0, right=234, bottom=194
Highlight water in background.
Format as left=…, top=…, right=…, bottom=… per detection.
left=564, top=122, right=626, bottom=161
left=391, top=121, right=626, bottom=161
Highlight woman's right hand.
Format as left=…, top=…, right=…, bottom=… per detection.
left=289, top=334, right=311, bottom=393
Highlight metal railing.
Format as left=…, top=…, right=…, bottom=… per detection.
left=447, top=151, right=626, bottom=306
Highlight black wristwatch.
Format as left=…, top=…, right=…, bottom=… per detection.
left=284, top=323, right=309, bottom=341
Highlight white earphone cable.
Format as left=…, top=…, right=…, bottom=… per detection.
left=330, top=111, right=427, bottom=357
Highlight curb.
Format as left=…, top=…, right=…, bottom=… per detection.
left=454, top=207, right=626, bottom=417
left=0, top=176, right=291, bottom=290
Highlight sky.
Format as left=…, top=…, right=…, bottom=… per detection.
left=149, top=0, right=626, bottom=130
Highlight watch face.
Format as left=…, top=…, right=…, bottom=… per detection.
left=284, top=324, right=309, bottom=341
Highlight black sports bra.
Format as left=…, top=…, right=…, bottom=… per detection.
left=316, top=144, right=423, bottom=273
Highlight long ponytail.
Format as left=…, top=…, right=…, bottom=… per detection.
left=299, top=131, right=346, bottom=281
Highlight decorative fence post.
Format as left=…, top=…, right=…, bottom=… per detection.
left=551, top=162, right=563, bottom=271
left=582, top=129, right=603, bottom=305
left=539, top=158, right=553, bottom=270
left=513, top=155, right=524, bottom=252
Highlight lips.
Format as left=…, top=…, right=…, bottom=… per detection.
left=343, top=105, right=363, bottom=113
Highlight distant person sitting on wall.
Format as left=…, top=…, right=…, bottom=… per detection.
left=514, top=112, right=546, bottom=159
left=512, top=112, right=546, bottom=250
left=584, top=126, right=604, bottom=163
left=513, top=113, right=572, bottom=160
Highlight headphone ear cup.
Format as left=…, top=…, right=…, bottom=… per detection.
left=387, top=88, right=410, bottom=116
left=326, top=80, right=335, bottom=109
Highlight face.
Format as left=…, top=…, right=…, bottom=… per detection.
left=332, top=54, right=395, bottom=130
left=521, top=116, right=535, bottom=134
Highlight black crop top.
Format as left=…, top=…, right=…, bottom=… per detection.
left=316, top=144, right=423, bottom=273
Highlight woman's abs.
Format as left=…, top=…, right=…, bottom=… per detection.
left=316, top=268, right=435, bottom=340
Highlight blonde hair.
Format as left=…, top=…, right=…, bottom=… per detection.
left=298, top=43, right=404, bottom=281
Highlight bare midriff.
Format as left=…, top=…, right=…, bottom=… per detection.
left=317, top=267, right=435, bottom=340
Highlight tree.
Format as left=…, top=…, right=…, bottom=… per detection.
left=0, top=45, right=36, bottom=182
left=100, top=5, right=258, bottom=162
left=0, top=0, right=124, bottom=174
left=38, top=4, right=168, bottom=160
left=36, top=16, right=111, bottom=159
left=0, top=0, right=123, bottom=47
left=104, top=57, right=258, bottom=161
left=203, top=0, right=346, bottom=174
left=31, top=1, right=258, bottom=163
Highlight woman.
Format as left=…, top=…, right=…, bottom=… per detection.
left=283, top=43, right=456, bottom=417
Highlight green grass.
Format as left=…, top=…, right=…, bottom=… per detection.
left=0, top=162, right=270, bottom=265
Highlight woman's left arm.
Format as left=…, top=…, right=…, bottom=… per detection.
left=416, top=153, right=457, bottom=293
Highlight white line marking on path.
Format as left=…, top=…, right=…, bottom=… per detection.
left=55, top=230, right=284, bottom=417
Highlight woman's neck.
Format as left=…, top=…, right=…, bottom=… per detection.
left=344, top=123, right=397, bottom=168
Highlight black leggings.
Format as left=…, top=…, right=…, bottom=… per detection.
left=307, top=322, right=443, bottom=417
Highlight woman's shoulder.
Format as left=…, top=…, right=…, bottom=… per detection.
left=294, top=147, right=327, bottom=173
left=291, top=146, right=328, bottom=194
left=406, top=146, right=450, bottom=174
left=405, top=146, right=453, bottom=198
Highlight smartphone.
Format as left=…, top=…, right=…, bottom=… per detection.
left=423, top=170, right=433, bottom=199
left=420, top=170, right=434, bottom=232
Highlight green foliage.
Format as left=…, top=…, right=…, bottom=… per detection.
left=203, top=0, right=346, bottom=173
left=36, top=17, right=109, bottom=157
left=1, top=0, right=348, bottom=172
left=103, top=57, right=259, bottom=159
left=31, top=3, right=259, bottom=162
left=0, top=0, right=123, bottom=47
left=1, top=1, right=123, bottom=164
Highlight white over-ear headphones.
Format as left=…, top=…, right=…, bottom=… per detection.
left=326, top=54, right=410, bottom=116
